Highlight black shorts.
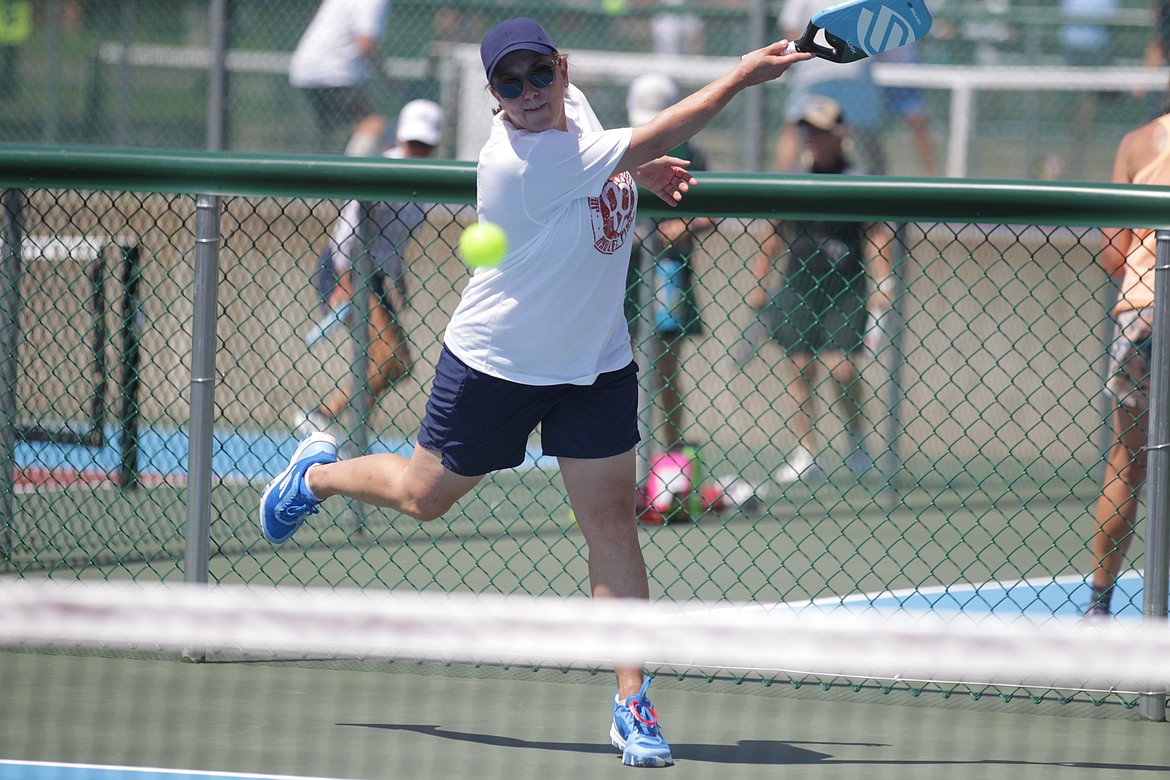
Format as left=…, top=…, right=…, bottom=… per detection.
left=765, top=278, right=867, bottom=355
left=416, top=347, right=640, bottom=476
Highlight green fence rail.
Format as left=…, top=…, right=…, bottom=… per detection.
left=6, top=146, right=1170, bottom=222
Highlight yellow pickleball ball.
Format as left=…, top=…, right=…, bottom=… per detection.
left=459, top=221, right=508, bottom=268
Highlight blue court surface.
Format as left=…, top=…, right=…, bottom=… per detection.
left=780, top=569, right=1146, bottom=621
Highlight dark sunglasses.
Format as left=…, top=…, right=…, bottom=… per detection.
left=493, top=63, right=557, bottom=100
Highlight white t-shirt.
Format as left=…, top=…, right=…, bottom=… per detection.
left=289, top=0, right=390, bottom=89
left=444, top=85, right=636, bottom=386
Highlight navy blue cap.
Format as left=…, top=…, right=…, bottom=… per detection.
left=480, top=17, right=558, bottom=82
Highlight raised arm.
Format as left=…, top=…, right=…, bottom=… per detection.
left=616, top=41, right=811, bottom=174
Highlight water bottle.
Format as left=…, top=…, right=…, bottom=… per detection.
left=654, top=258, right=686, bottom=334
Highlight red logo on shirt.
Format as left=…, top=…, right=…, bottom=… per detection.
left=588, top=173, right=636, bottom=254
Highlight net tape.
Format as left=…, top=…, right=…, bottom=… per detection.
left=1, top=578, right=1167, bottom=692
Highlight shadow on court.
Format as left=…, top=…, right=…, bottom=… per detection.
left=338, top=723, right=1170, bottom=773
left=343, top=723, right=840, bottom=764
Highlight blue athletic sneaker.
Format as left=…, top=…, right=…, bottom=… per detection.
left=260, top=432, right=338, bottom=544
left=610, top=677, right=673, bottom=768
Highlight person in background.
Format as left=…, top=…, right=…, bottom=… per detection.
left=261, top=16, right=811, bottom=766
left=749, top=97, right=892, bottom=485
left=625, top=73, right=714, bottom=455
left=1083, top=107, right=1170, bottom=619
left=774, top=0, right=887, bottom=175
left=289, top=0, right=391, bottom=154
left=295, top=99, right=443, bottom=439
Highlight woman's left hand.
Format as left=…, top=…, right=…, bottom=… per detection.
left=634, top=156, right=697, bottom=207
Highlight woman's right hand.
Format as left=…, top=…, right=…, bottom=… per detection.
left=736, top=39, right=813, bottom=87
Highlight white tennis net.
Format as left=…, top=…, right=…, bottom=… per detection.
left=2, top=578, right=1168, bottom=689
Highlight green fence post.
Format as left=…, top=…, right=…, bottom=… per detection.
left=0, top=188, right=24, bottom=558
left=117, top=243, right=142, bottom=491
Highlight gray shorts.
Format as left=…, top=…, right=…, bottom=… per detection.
left=1105, top=308, right=1153, bottom=411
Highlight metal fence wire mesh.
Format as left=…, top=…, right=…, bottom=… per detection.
left=0, top=171, right=1136, bottom=620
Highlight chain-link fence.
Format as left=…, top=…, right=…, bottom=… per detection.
left=1, top=0, right=1165, bottom=177
left=3, top=150, right=1168, bottom=639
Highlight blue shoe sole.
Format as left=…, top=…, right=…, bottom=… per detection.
left=610, top=722, right=672, bottom=767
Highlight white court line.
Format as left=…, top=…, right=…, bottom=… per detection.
left=0, top=759, right=347, bottom=780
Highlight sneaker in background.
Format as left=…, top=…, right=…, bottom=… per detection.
left=292, top=408, right=334, bottom=439
left=846, top=445, right=874, bottom=478
left=260, top=432, right=338, bottom=544
left=774, top=447, right=824, bottom=485
left=610, top=677, right=673, bottom=768
left=845, top=430, right=874, bottom=477
left=1082, top=603, right=1112, bottom=621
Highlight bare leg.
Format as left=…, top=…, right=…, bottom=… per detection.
left=321, top=306, right=412, bottom=421
left=306, top=444, right=481, bottom=523
left=560, top=449, right=646, bottom=698
left=1088, top=404, right=1147, bottom=595
left=822, top=350, right=866, bottom=435
left=344, top=113, right=389, bottom=157
left=783, top=352, right=818, bottom=455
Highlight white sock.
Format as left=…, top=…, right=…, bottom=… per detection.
left=301, top=465, right=322, bottom=501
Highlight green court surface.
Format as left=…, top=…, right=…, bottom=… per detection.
left=2, top=649, right=1168, bottom=780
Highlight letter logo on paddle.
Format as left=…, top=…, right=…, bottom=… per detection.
left=857, top=6, right=915, bottom=56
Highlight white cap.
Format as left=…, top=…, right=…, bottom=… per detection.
left=626, top=73, right=679, bottom=128
left=395, top=99, right=443, bottom=147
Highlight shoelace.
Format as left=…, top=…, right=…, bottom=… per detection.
left=277, top=493, right=321, bottom=521
left=625, top=696, right=660, bottom=735
left=623, top=677, right=661, bottom=736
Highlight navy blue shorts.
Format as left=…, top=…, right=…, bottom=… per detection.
left=416, top=346, right=640, bottom=477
